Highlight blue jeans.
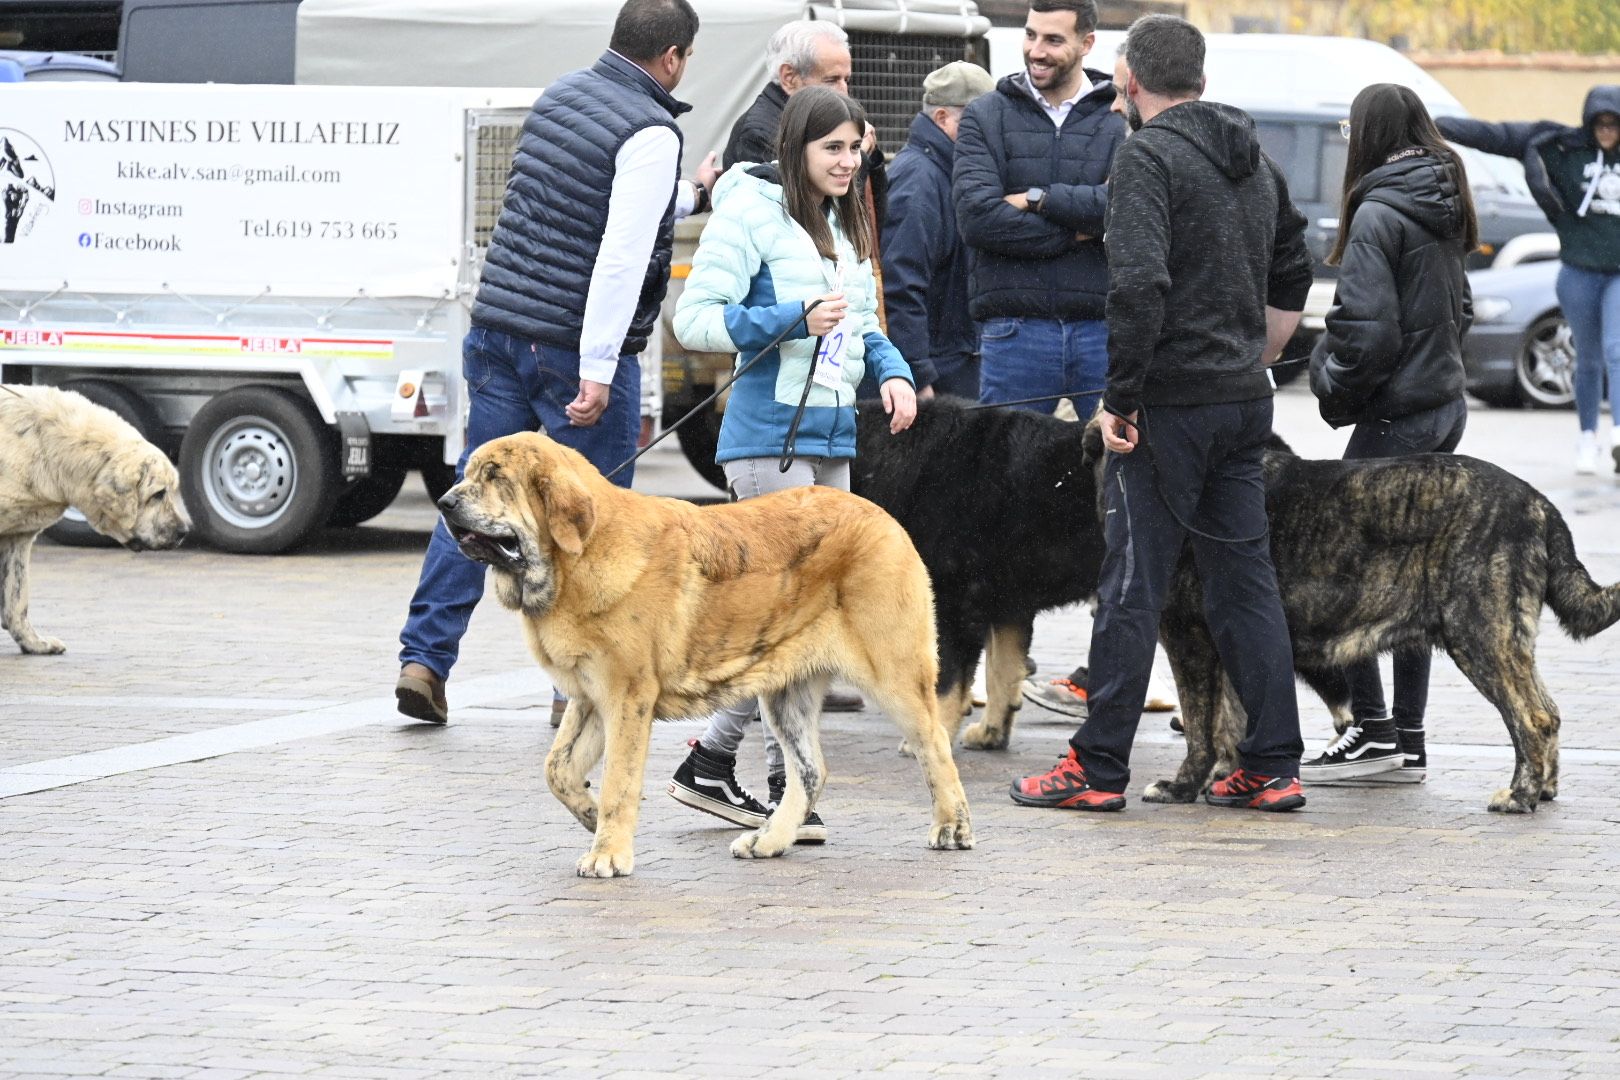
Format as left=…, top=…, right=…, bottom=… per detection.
left=399, top=326, right=642, bottom=680
left=1555, top=263, right=1620, bottom=433
left=977, top=316, right=1108, bottom=418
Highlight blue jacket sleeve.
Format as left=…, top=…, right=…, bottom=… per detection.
left=1039, top=180, right=1110, bottom=234
left=952, top=102, right=1076, bottom=259
left=862, top=331, right=913, bottom=386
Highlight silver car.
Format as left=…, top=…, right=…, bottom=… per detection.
left=1464, top=260, right=1578, bottom=408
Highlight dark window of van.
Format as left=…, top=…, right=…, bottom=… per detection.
left=1255, top=121, right=1320, bottom=205
left=120, top=0, right=300, bottom=84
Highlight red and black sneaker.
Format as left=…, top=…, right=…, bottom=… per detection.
left=1009, top=749, right=1126, bottom=811
left=1204, top=769, right=1306, bottom=812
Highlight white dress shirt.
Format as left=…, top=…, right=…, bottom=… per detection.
left=578, top=125, right=700, bottom=386
left=1016, top=66, right=1094, bottom=128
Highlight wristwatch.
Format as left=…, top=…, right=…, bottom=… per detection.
left=1025, top=186, right=1047, bottom=214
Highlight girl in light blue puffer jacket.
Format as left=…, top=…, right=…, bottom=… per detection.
left=668, top=89, right=916, bottom=840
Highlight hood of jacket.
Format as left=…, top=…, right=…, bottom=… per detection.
left=1583, top=85, right=1620, bottom=138
left=1145, top=100, right=1259, bottom=181
left=903, top=110, right=956, bottom=171
left=994, top=66, right=1117, bottom=112
left=711, top=160, right=784, bottom=212
left=1356, top=150, right=1467, bottom=239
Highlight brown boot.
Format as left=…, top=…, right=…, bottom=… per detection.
left=396, top=663, right=448, bottom=724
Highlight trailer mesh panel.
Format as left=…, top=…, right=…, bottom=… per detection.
left=849, top=32, right=985, bottom=155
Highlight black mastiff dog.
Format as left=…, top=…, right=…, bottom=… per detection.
left=852, top=398, right=1103, bottom=748
left=855, top=398, right=1620, bottom=814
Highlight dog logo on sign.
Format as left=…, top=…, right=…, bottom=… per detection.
left=1, top=130, right=56, bottom=244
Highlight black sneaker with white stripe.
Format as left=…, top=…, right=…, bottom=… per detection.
left=767, top=773, right=828, bottom=845
left=1300, top=717, right=1404, bottom=782
left=668, top=739, right=768, bottom=827
left=1352, top=726, right=1428, bottom=784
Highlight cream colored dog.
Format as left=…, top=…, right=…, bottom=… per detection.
left=438, top=431, right=974, bottom=878
left=0, top=384, right=190, bottom=654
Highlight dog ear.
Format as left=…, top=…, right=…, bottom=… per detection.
left=536, top=469, right=596, bottom=557
left=1080, top=418, right=1104, bottom=467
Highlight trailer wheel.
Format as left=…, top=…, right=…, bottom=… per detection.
left=328, top=467, right=408, bottom=528
left=45, top=380, right=166, bottom=548
left=666, top=390, right=726, bottom=492
left=179, top=386, right=339, bottom=554
left=419, top=460, right=457, bottom=504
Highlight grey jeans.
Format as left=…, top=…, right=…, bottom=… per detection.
left=699, top=455, right=851, bottom=775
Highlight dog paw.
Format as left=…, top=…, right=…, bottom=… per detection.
left=1142, top=780, right=1195, bottom=804
left=927, top=820, right=974, bottom=850
left=1540, top=788, right=1558, bottom=802
left=730, top=830, right=789, bottom=860
left=575, top=847, right=633, bottom=877
left=896, top=739, right=917, bottom=758
left=1487, top=788, right=1537, bottom=815
left=959, top=722, right=1010, bottom=751
left=19, top=635, right=66, bottom=655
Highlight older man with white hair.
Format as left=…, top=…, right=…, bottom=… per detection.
left=721, top=19, right=887, bottom=220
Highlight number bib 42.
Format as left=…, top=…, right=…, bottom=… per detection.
left=812, top=324, right=849, bottom=391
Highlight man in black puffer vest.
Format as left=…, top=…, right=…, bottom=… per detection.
left=395, top=0, right=717, bottom=726
left=952, top=0, right=1124, bottom=419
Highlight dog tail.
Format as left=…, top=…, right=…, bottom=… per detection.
left=1544, top=504, right=1620, bottom=640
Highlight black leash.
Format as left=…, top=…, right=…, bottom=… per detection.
left=961, top=356, right=1310, bottom=413
left=778, top=331, right=824, bottom=473
left=605, top=300, right=825, bottom=482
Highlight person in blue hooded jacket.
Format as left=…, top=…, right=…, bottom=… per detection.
left=667, top=87, right=917, bottom=843
left=1438, top=87, right=1620, bottom=474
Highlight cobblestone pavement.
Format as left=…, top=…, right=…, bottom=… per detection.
left=4, top=388, right=1620, bottom=1079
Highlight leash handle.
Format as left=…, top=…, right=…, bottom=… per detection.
left=603, top=299, right=826, bottom=482
left=778, top=333, right=824, bottom=473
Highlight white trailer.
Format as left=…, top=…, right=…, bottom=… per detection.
left=1, top=82, right=534, bottom=552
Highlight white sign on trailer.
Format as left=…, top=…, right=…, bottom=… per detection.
left=0, top=83, right=472, bottom=299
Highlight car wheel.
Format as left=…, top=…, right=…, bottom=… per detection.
left=179, top=386, right=340, bottom=554
left=1515, top=314, right=1576, bottom=409
left=44, top=380, right=166, bottom=548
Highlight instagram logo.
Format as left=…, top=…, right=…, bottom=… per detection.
left=79, top=198, right=92, bottom=214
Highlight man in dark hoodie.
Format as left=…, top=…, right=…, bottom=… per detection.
left=1438, top=89, right=1620, bottom=474
left=952, top=0, right=1124, bottom=418
left=1010, top=15, right=1314, bottom=814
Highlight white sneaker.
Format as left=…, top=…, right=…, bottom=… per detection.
left=1576, top=431, right=1600, bottom=475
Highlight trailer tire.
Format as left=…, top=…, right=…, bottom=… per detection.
left=179, top=386, right=339, bottom=554
left=420, top=460, right=457, bottom=505
left=44, top=380, right=166, bottom=548
left=328, top=467, right=407, bottom=528
left=667, top=390, right=726, bottom=492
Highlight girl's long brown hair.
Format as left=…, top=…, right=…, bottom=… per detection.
left=776, top=87, right=874, bottom=264
left=1327, top=82, right=1479, bottom=266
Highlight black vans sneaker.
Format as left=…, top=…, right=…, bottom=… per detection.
left=1300, top=717, right=1404, bottom=782
left=668, top=739, right=768, bottom=827
left=1354, top=726, right=1428, bottom=784
left=767, top=773, right=828, bottom=845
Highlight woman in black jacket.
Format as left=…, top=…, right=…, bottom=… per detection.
left=1303, top=82, right=1479, bottom=787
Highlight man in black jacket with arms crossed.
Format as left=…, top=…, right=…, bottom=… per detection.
left=1011, top=16, right=1313, bottom=813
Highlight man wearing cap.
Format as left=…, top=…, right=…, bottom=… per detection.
left=880, top=60, right=996, bottom=398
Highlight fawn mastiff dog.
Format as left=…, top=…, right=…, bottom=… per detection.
left=1, top=384, right=190, bottom=655
left=437, top=431, right=974, bottom=877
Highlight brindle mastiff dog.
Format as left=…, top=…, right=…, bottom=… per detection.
left=1078, top=422, right=1620, bottom=814
left=437, top=431, right=974, bottom=878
